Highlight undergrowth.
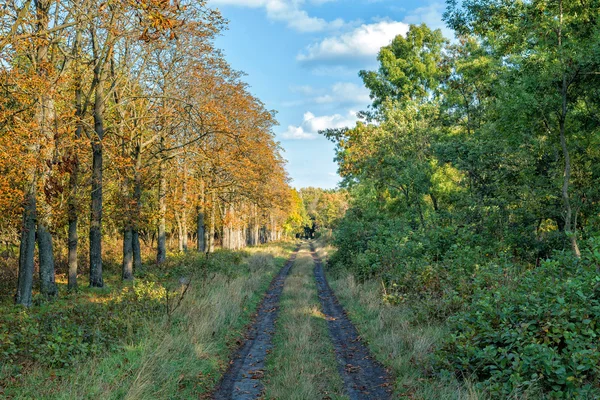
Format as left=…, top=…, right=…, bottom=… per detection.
left=325, top=221, right=600, bottom=399
left=0, top=241, right=296, bottom=399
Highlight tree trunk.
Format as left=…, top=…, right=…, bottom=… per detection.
left=89, top=140, right=104, bottom=287
left=68, top=26, right=83, bottom=291
left=67, top=209, right=78, bottom=290
left=37, top=224, right=57, bottom=298
left=208, top=191, right=215, bottom=253
left=157, top=152, right=167, bottom=264
left=132, top=167, right=142, bottom=270
left=177, top=213, right=184, bottom=252
left=557, top=3, right=580, bottom=258
left=67, top=135, right=80, bottom=289
left=182, top=211, right=188, bottom=252
left=223, top=226, right=229, bottom=249
left=16, top=189, right=36, bottom=306
left=122, top=228, right=133, bottom=280
left=197, top=206, right=205, bottom=252
left=132, top=230, right=141, bottom=269
left=89, top=46, right=106, bottom=287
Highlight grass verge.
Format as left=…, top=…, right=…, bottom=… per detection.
left=1, top=242, right=296, bottom=399
left=264, top=245, right=347, bottom=400
left=314, top=239, right=480, bottom=400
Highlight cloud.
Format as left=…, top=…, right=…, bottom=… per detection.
left=289, top=84, right=318, bottom=95
left=296, top=20, right=409, bottom=65
left=296, top=2, right=451, bottom=67
left=282, top=82, right=370, bottom=108
left=212, top=0, right=346, bottom=32
left=314, top=82, right=370, bottom=105
left=281, top=110, right=358, bottom=140
left=403, top=2, right=453, bottom=39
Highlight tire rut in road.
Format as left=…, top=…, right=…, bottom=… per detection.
left=310, top=244, right=392, bottom=400
left=212, top=246, right=300, bottom=400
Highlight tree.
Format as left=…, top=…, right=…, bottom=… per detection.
left=445, top=0, right=600, bottom=256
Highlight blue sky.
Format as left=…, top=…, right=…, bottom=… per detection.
left=212, top=0, right=451, bottom=189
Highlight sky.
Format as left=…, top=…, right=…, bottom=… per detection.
left=211, top=0, right=451, bottom=189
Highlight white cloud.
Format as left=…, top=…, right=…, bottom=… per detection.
left=403, top=2, right=453, bottom=39
left=289, top=84, right=319, bottom=95
left=314, top=82, right=370, bottom=105
left=282, top=82, right=370, bottom=108
left=281, top=110, right=358, bottom=140
left=212, top=0, right=346, bottom=32
left=296, top=3, right=451, bottom=67
left=296, top=20, right=409, bottom=64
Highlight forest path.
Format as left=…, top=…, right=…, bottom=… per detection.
left=310, top=243, right=392, bottom=400
left=213, top=242, right=390, bottom=399
left=212, top=245, right=300, bottom=400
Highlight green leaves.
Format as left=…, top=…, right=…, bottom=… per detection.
left=359, top=24, right=448, bottom=108
left=440, top=251, right=600, bottom=398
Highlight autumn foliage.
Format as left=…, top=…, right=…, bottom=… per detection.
left=0, top=0, right=295, bottom=305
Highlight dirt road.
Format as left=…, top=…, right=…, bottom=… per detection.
left=213, top=242, right=390, bottom=399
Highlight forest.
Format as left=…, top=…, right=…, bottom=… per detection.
left=1, top=0, right=600, bottom=399
left=323, top=1, right=600, bottom=398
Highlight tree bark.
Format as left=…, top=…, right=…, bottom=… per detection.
left=157, top=149, right=167, bottom=264
left=122, top=228, right=133, bottom=280
left=68, top=26, right=83, bottom=290
left=197, top=206, right=205, bottom=252
left=208, top=191, right=215, bottom=253
left=89, top=33, right=106, bottom=287
left=557, top=1, right=580, bottom=258
left=67, top=206, right=78, bottom=289
left=16, top=188, right=36, bottom=306
left=89, top=140, right=104, bottom=287
left=182, top=210, right=188, bottom=252
left=37, top=224, right=57, bottom=298
left=132, top=163, right=142, bottom=270
left=177, top=213, right=184, bottom=252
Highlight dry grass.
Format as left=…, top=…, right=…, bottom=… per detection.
left=5, top=242, right=297, bottom=400
left=264, top=246, right=347, bottom=400
left=316, top=241, right=481, bottom=400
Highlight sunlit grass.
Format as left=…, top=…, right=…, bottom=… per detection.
left=1, top=241, right=297, bottom=399
left=318, top=241, right=481, bottom=400
left=264, top=245, right=347, bottom=400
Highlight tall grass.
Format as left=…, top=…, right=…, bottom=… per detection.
left=315, top=240, right=480, bottom=400
left=3, top=242, right=296, bottom=399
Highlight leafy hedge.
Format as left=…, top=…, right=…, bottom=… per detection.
left=330, top=203, right=600, bottom=397
left=440, top=250, right=600, bottom=398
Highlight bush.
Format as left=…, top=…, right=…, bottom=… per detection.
left=439, top=252, right=600, bottom=398
left=0, top=280, right=166, bottom=372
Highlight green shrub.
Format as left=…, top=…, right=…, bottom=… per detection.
left=0, top=280, right=166, bottom=373
left=439, top=253, right=600, bottom=398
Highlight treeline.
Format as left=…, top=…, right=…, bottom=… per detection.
left=325, top=1, right=600, bottom=397
left=1, top=0, right=294, bottom=307
left=283, top=187, right=348, bottom=239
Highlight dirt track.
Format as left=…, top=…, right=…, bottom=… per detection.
left=213, top=243, right=390, bottom=399
left=212, top=246, right=299, bottom=400
left=311, top=244, right=392, bottom=400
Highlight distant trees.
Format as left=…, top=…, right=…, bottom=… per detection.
left=298, top=188, right=348, bottom=238
left=1, top=0, right=293, bottom=306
